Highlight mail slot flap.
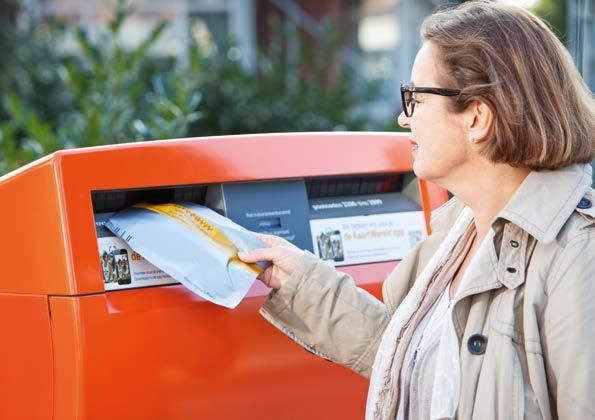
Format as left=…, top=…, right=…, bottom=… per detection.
left=91, top=184, right=208, bottom=214
left=306, top=173, right=405, bottom=198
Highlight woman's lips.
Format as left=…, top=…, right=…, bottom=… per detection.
left=410, top=139, right=418, bottom=152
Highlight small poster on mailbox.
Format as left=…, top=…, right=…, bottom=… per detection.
left=309, top=212, right=426, bottom=267
left=308, top=193, right=427, bottom=267
left=96, top=213, right=177, bottom=291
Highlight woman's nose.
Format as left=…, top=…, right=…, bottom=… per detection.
left=397, top=110, right=410, bottom=129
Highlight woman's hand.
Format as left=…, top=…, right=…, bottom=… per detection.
left=237, top=233, right=304, bottom=290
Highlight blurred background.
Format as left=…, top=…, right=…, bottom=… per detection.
left=0, top=0, right=592, bottom=175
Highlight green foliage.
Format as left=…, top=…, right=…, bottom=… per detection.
left=56, top=11, right=200, bottom=147
left=192, top=20, right=377, bottom=135
left=0, top=0, right=200, bottom=173
left=0, top=13, right=68, bottom=123
left=0, top=15, right=69, bottom=172
left=0, top=1, right=378, bottom=175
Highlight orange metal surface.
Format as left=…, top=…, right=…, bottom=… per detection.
left=0, top=159, right=71, bottom=295
left=0, top=294, right=53, bottom=419
left=50, top=283, right=383, bottom=420
left=0, top=132, right=448, bottom=419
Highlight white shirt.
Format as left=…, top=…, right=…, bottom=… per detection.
left=399, top=286, right=452, bottom=420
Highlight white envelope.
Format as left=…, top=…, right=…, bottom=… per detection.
left=105, top=202, right=269, bottom=308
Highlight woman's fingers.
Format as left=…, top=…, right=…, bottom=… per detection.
left=239, top=235, right=303, bottom=291
left=256, top=233, right=301, bottom=252
left=257, top=266, right=273, bottom=286
left=237, top=247, right=278, bottom=263
left=255, top=233, right=285, bottom=247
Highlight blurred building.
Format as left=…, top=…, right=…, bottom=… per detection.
left=567, top=0, right=594, bottom=90
left=19, top=0, right=594, bottom=122
left=18, top=0, right=462, bottom=123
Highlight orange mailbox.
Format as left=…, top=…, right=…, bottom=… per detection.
left=0, top=132, right=447, bottom=419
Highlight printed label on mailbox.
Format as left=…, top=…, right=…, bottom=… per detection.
left=309, top=211, right=426, bottom=267
left=96, top=212, right=177, bottom=291
left=98, top=236, right=178, bottom=291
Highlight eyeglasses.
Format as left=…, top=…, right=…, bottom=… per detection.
left=400, top=83, right=461, bottom=117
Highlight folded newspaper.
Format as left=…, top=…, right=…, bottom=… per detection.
left=105, top=202, right=270, bottom=308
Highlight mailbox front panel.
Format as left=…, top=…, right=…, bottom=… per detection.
left=49, top=283, right=382, bottom=419
left=0, top=294, right=53, bottom=419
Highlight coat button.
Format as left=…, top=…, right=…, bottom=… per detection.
left=577, top=197, right=592, bottom=209
left=506, top=267, right=517, bottom=273
left=468, top=334, right=488, bottom=355
left=509, top=240, right=519, bottom=248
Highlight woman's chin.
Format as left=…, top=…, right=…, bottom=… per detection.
left=412, top=159, right=425, bottom=178
left=412, top=161, right=439, bottom=182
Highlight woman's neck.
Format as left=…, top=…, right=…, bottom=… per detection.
left=443, top=161, right=531, bottom=240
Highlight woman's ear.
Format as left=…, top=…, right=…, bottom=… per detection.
left=467, top=99, right=493, bottom=143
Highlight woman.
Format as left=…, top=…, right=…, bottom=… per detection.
left=238, top=2, right=594, bottom=419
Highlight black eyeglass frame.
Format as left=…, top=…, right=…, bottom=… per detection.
left=400, top=83, right=462, bottom=117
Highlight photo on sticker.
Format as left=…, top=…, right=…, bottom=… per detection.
left=100, top=250, right=111, bottom=284
left=113, top=249, right=132, bottom=285
left=316, top=231, right=331, bottom=260
left=317, top=229, right=344, bottom=262
left=99, top=245, right=131, bottom=285
left=330, top=230, right=344, bottom=262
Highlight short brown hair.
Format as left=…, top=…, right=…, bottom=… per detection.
left=421, top=1, right=594, bottom=170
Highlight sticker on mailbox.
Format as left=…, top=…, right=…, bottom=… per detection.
left=98, top=236, right=177, bottom=290
left=309, top=211, right=427, bottom=267
left=96, top=213, right=177, bottom=291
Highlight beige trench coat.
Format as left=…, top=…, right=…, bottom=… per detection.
left=260, top=163, right=595, bottom=419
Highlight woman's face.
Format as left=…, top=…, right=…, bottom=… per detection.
left=398, top=42, right=472, bottom=185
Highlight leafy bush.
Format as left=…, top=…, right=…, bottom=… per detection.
left=0, top=0, right=201, bottom=173
left=192, top=20, right=377, bottom=135
left=0, top=1, right=379, bottom=175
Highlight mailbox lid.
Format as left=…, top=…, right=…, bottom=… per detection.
left=58, top=132, right=420, bottom=295
left=0, top=132, right=446, bottom=295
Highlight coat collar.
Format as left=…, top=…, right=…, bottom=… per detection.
left=497, top=163, right=592, bottom=244
left=430, top=164, right=592, bottom=298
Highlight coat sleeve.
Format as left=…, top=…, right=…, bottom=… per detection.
left=541, top=231, right=595, bottom=418
left=259, top=250, right=391, bottom=378
left=259, top=239, right=428, bottom=378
